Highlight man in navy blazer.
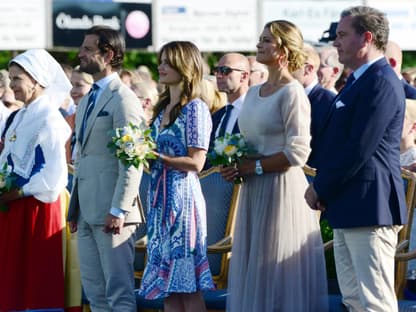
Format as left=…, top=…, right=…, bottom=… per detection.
left=205, top=53, right=250, bottom=169
left=292, top=43, right=336, bottom=168
left=305, top=6, right=407, bottom=311
left=210, top=53, right=250, bottom=142
left=385, top=40, right=416, bottom=99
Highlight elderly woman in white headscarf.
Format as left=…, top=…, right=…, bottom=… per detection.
left=0, top=49, right=71, bottom=311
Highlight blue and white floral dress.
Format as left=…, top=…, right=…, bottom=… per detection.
left=139, top=98, right=215, bottom=299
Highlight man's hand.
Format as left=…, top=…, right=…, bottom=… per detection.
left=103, top=213, right=124, bottom=234
left=305, top=184, right=326, bottom=212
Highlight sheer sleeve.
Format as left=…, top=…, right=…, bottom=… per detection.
left=280, top=83, right=311, bottom=166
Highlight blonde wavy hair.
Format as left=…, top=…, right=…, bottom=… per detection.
left=264, top=20, right=306, bottom=73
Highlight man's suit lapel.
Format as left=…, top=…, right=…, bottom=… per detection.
left=210, top=106, right=226, bottom=144
left=82, top=78, right=119, bottom=146
left=318, top=58, right=387, bottom=137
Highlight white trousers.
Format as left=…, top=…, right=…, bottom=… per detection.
left=333, top=226, right=401, bottom=312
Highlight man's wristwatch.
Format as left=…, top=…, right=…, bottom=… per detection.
left=255, top=159, right=263, bottom=175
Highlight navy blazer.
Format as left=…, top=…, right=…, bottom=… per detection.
left=403, top=79, right=416, bottom=99
left=209, top=105, right=240, bottom=147
left=307, top=84, right=336, bottom=168
left=313, top=58, right=407, bottom=228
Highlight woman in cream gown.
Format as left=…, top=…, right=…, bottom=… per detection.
left=222, top=20, right=328, bottom=312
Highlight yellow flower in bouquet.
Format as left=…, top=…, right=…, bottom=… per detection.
left=207, top=133, right=251, bottom=184
left=224, top=145, right=238, bottom=157
left=108, top=122, right=157, bottom=169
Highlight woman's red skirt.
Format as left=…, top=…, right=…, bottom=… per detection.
left=0, top=195, right=64, bottom=311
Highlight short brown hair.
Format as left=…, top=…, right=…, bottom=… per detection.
left=341, top=6, right=389, bottom=52
left=85, top=26, right=125, bottom=69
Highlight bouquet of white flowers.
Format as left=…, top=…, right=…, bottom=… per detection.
left=108, top=122, right=157, bottom=169
left=207, top=133, right=250, bottom=184
left=0, top=162, right=17, bottom=212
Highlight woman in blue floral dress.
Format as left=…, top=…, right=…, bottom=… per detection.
left=138, top=41, right=214, bottom=311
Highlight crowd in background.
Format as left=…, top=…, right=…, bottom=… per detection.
left=1, top=5, right=416, bottom=312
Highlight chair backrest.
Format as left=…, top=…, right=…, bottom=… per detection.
left=134, top=168, right=151, bottom=286
left=395, top=169, right=416, bottom=298
left=199, top=166, right=240, bottom=289
left=137, top=168, right=151, bottom=240
left=398, top=169, right=416, bottom=244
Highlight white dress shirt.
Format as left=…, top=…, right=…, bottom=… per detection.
left=215, top=93, right=246, bottom=137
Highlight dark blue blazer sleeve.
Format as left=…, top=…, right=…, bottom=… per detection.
left=403, top=79, right=416, bottom=99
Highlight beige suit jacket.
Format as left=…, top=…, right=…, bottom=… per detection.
left=68, top=75, right=145, bottom=225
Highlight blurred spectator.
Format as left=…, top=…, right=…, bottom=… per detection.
left=0, top=100, right=10, bottom=136
left=0, top=69, right=10, bottom=99
left=400, top=99, right=416, bottom=170
left=136, top=64, right=153, bottom=80
left=202, top=58, right=211, bottom=76
left=70, top=67, right=94, bottom=105
left=2, top=88, right=23, bottom=112
left=66, top=67, right=93, bottom=163
left=201, top=76, right=226, bottom=114
left=136, top=65, right=161, bottom=93
left=120, top=68, right=142, bottom=88
left=61, top=63, right=73, bottom=79
left=402, top=68, right=416, bottom=87
left=292, top=43, right=336, bottom=168
left=385, top=40, right=416, bottom=99
left=247, top=55, right=268, bottom=86
left=316, top=45, right=344, bottom=93
left=60, top=62, right=77, bottom=116
left=0, top=86, right=23, bottom=142
left=402, top=71, right=413, bottom=85
left=335, top=67, right=353, bottom=92
left=130, top=79, right=159, bottom=125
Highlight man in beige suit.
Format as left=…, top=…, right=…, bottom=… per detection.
left=68, top=26, right=145, bottom=311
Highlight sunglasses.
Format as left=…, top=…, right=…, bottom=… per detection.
left=213, top=66, right=245, bottom=75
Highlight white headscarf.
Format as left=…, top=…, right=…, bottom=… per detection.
left=0, top=49, right=71, bottom=185
left=10, top=49, right=72, bottom=109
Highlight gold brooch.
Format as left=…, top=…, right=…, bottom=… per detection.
left=9, top=133, right=16, bottom=142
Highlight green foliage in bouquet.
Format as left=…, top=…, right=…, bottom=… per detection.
left=0, top=163, right=17, bottom=212
left=207, top=133, right=251, bottom=184
left=108, top=122, right=157, bottom=169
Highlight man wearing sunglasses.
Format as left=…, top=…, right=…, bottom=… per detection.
left=292, top=43, right=336, bottom=168
left=209, top=53, right=250, bottom=149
